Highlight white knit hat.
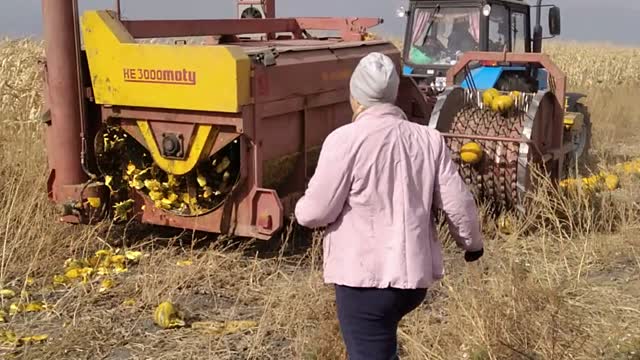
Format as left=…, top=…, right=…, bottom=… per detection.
left=349, top=52, right=400, bottom=108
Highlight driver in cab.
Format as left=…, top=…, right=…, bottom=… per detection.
left=448, top=17, right=478, bottom=53
left=410, top=14, right=479, bottom=66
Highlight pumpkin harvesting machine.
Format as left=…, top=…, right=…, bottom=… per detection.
left=41, top=0, right=402, bottom=240
left=41, top=0, right=589, bottom=240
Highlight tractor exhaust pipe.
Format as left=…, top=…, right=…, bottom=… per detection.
left=532, top=0, right=543, bottom=52
left=42, top=0, right=88, bottom=202
left=263, top=0, right=276, bottom=18
left=115, top=0, right=122, bottom=19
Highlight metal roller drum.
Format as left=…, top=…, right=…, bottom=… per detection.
left=429, top=87, right=537, bottom=212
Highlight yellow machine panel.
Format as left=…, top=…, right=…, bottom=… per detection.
left=136, top=120, right=219, bottom=176
left=81, top=10, right=251, bottom=113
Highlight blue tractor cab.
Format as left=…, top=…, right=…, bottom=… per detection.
left=398, top=0, right=560, bottom=93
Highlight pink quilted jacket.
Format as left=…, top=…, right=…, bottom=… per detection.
left=294, top=103, right=483, bottom=289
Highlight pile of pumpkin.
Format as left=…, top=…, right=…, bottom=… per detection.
left=559, top=158, right=640, bottom=193
left=98, top=125, right=238, bottom=220
left=559, top=172, right=620, bottom=193
left=481, top=88, right=522, bottom=114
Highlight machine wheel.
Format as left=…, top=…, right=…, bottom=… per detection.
left=564, top=102, right=593, bottom=177
left=441, top=105, right=526, bottom=213
left=428, top=87, right=560, bottom=214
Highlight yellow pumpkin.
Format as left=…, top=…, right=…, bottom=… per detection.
left=460, top=142, right=483, bottom=164
left=509, top=90, right=522, bottom=99
left=605, top=174, right=620, bottom=191
left=497, top=215, right=513, bottom=235
left=154, top=301, right=185, bottom=329
left=491, top=95, right=514, bottom=113
left=482, top=88, right=500, bottom=107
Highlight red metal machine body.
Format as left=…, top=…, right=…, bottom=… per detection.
left=41, top=0, right=408, bottom=239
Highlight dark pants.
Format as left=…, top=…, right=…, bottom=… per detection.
left=335, top=285, right=428, bottom=360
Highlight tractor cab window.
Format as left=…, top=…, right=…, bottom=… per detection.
left=511, top=12, right=526, bottom=52
left=407, top=7, right=480, bottom=66
left=488, top=5, right=509, bottom=52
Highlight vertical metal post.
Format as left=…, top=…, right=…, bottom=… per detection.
left=42, top=0, right=87, bottom=202
left=115, top=0, right=122, bottom=20
left=263, top=0, right=275, bottom=18
left=532, top=0, right=543, bottom=52
left=264, top=0, right=276, bottom=39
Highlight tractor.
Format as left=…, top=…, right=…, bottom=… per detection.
left=395, top=0, right=592, bottom=212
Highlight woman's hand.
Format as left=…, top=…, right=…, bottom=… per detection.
left=431, top=131, right=484, bottom=255
left=464, top=248, right=484, bottom=263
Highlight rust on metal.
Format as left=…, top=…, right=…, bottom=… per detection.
left=123, top=18, right=305, bottom=39
left=58, top=182, right=109, bottom=224
left=42, top=0, right=88, bottom=204
left=122, top=17, right=382, bottom=41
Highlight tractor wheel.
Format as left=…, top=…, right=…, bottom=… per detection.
left=564, top=102, right=593, bottom=177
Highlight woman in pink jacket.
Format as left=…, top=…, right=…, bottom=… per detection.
left=294, top=52, right=484, bottom=360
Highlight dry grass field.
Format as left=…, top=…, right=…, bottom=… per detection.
left=1, top=36, right=640, bottom=360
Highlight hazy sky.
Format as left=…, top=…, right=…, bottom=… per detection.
left=1, top=0, right=639, bottom=45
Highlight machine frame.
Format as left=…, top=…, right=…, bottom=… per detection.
left=397, top=0, right=591, bottom=212
left=41, top=0, right=396, bottom=240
